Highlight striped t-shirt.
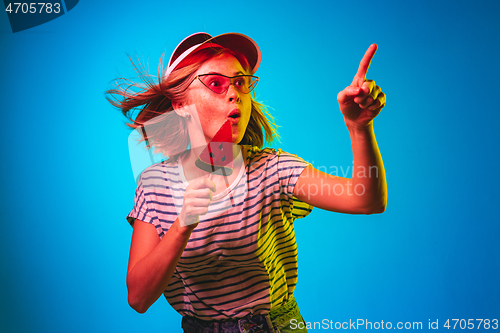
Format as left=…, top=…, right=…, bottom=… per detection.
left=128, top=145, right=313, bottom=320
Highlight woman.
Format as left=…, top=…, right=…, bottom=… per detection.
left=107, top=32, right=387, bottom=333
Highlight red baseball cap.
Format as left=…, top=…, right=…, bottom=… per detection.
left=165, top=32, right=261, bottom=77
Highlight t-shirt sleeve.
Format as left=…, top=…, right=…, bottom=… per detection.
left=127, top=174, right=156, bottom=227
left=276, top=149, right=313, bottom=220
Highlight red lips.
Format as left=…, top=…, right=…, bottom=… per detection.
left=228, top=109, right=241, bottom=118
left=228, top=109, right=241, bottom=124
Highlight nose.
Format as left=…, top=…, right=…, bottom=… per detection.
left=227, top=83, right=241, bottom=103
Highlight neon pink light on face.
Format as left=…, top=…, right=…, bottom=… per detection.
left=183, top=54, right=252, bottom=145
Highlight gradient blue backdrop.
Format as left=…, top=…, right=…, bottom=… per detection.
left=1, top=0, right=499, bottom=332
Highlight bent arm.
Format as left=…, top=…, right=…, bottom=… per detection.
left=126, top=218, right=193, bottom=313
left=294, top=122, right=387, bottom=214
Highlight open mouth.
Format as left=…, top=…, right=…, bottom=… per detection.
left=228, top=110, right=241, bottom=119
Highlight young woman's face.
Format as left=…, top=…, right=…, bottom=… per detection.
left=184, top=53, right=252, bottom=144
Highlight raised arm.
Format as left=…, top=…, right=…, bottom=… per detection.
left=294, top=44, right=387, bottom=214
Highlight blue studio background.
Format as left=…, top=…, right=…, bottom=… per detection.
left=1, top=0, right=499, bottom=332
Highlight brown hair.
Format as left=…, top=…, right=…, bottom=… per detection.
left=106, top=46, right=279, bottom=159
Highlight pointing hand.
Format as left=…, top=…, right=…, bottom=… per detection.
left=337, top=44, right=386, bottom=128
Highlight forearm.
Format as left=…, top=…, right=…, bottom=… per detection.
left=126, top=218, right=193, bottom=313
left=346, top=121, right=387, bottom=213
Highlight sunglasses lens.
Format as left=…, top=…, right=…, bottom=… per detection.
left=199, top=75, right=230, bottom=94
left=233, top=77, right=247, bottom=93
left=233, top=76, right=258, bottom=94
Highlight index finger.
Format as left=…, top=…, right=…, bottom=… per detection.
left=353, top=44, right=378, bottom=83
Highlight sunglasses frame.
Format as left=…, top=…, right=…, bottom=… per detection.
left=195, top=74, right=259, bottom=95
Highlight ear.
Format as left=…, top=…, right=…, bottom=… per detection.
left=172, top=100, right=184, bottom=117
left=172, top=101, right=194, bottom=120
